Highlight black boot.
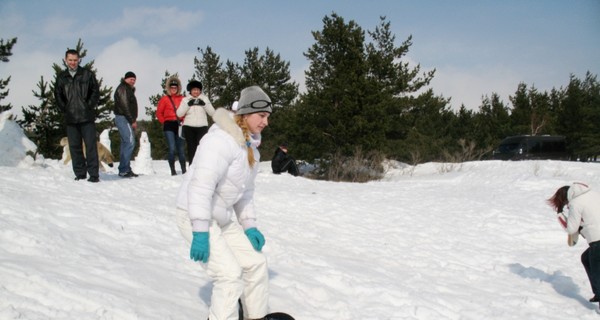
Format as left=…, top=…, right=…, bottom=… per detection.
left=180, top=160, right=187, bottom=174
left=169, top=160, right=177, bottom=176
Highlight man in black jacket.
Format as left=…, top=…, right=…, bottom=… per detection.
left=54, top=49, right=101, bottom=182
left=271, top=143, right=299, bottom=176
left=113, top=71, right=139, bottom=178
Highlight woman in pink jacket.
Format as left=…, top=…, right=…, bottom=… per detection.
left=156, top=75, right=186, bottom=175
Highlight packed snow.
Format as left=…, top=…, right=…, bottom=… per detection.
left=1, top=112, right=600, bottom=319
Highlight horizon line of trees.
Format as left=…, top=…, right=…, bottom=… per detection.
left=4, top=13, right=600, bottom=172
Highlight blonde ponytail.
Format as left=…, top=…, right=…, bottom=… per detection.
left=235, top=115, right=256, bottom=167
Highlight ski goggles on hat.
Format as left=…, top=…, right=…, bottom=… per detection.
left=241, top=99, right=272, bottom=110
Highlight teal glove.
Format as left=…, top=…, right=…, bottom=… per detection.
left=245, top=227, right=265, bottom=251
left=190, top=232, right=209, bottom=263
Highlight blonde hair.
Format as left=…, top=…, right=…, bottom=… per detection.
left=235, top=115, right=256, bottom=167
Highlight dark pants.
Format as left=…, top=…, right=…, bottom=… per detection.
left=277, top=158, right=299, bottom=176
left=182, top=125, right=208, bottom=164
left=582, top=241, right=600, bottom=297
left=66, top=121, right=99, bottom=178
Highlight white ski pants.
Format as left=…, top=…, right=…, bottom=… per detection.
left=176, top=208, right=269, bottom=320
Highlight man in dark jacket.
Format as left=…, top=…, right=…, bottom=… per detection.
left=54, top=49, right=101, bottom=182
left=271, top=143, right=299, bottom=176
left=113, top=71, right=139, bottom=178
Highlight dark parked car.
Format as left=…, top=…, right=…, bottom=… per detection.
left=492, top=135, right=569, bottom=160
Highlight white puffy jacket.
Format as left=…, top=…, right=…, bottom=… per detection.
left=567, top=182, right=600, bottom=244
left=176, top=93, right=216, bottom=127
left=176, top=108, right=260, bottom=232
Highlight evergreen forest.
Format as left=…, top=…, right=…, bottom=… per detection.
left=5, top=14, right=600, bottom=181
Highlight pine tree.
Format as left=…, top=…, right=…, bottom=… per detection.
left=366, top=18, right=434, bottom=95
left=194, top=46, right=227, bottom=104
left=446, top=105, right=481, bottom=157
left=557, top=72, right=600, bottom=160
left=367, top=17, right=447, bottom=162
left=453, top=105, right=475, bottom=140
left=295, top=13, right=442, bottom=162
left=298, top=13, right=371, bottom=159
left=472, top=93, right=511, bottom=150
left=218, top=60, right=244, bottom=108
left=544, top=88, right=564, bottom=135
left=239, top=47, right=298, bottom=109
left=0, top=37, right=17, bottom=113
left=578, top=72, right=600, bottom=160
left=17, top=77, right=65, bottom=158
left=509, top=83, right=551, bottom=135
left=557, top=75, right=584, bottom=158
left=190, top=46, right=299, bottom=153
left=192, top=46, right=299, bottom=112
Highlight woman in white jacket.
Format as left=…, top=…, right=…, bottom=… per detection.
left=176, top=80, right=216, bottom=164
left=548, top=182, right=600, bottom=304
left=176, top=85, right=272, bottom=320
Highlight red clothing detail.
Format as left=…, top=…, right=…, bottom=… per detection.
left=156, top=94, right=184, bottom=124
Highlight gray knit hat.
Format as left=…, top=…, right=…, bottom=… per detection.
left=236, top=86, right=272, bottom=115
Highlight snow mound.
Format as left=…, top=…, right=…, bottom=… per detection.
left=0, top=111, right=37, bottom=167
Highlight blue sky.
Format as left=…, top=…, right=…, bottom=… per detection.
left=1, top=0, right=598, bottom=118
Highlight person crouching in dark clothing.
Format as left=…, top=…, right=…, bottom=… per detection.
left=271, top=143, right=299, bottom=176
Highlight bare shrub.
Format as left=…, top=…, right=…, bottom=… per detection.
left=438, top=139, right=494, bottom=173
left=405, top=150, right=421, bottom=176
left=437, top=162, right=458, bottom=174
left=312, top=148, right=387, bottom=182
left=409, top=149, right=422, bottom=166
left=438, top=139, right=481, bottom=173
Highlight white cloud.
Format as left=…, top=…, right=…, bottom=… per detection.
left=41, top=15, right=79, bottom=40
left=84, top=7, right=203, bottom=37
left=1, top=49, right=56, bottom=113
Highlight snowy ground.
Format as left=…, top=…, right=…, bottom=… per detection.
left=2, top=114, right=600, bottom=319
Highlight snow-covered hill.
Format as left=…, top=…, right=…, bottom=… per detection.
left=2, top=115, right=600, bottom=319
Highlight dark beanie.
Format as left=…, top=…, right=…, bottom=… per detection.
left=124, top=71, right=136, bottom=79
left=186, top=80, right=203, bottom=92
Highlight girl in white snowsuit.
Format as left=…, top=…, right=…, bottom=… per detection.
left=548, top=182, right=600, bottom=304
left=176, top=86, right=272, bottom=320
